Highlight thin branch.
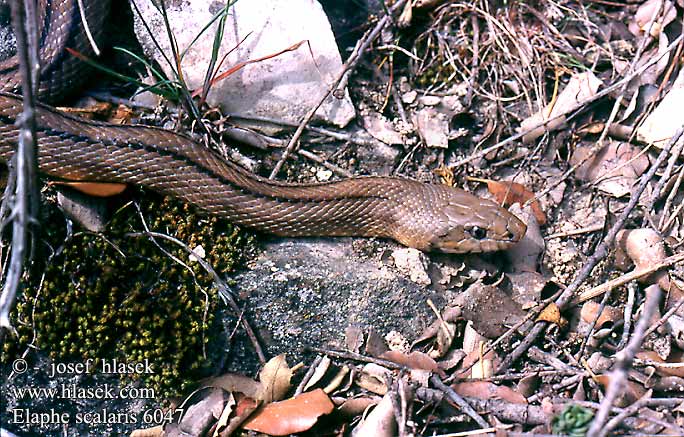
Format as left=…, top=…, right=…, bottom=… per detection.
left=497, top=126, right=684, bottom=373
left=588, top=284, right=662, bottom=437
left=0, top=0, right=40, bottom=333
left=268, top=0, right=408, bottom=179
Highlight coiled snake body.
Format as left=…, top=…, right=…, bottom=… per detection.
left=0, top=0, right=526, bottom=253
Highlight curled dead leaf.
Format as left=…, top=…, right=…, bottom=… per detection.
left=481, top=180, right=546, bottom=225
left=242, top=389, right=334, bottom=436
left=451, top=381, right=527, bottom=404
left=580, top=302, right=623, bottom=328
left=537, top=303, right=562, bottom=325
left=259, top=354, right=292, bottom=403
left=51, top=181, right=127, bottom=197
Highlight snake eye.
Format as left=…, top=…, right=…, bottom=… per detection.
left=466, top=225, right=487, bottom=240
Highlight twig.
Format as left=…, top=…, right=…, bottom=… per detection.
left=430, top=375, right=489, bottom=429
left=643, top=298, right=684, bottom=338
left=450, top=34, right=683, bottom=171
left=587, top=284, right=662, bottom=437
left=497, top=126, right=684, bottom=373
left=602, top=390, right=653, bottom=435
left=0, top=0, right=40, bottom=333
left=294, top=355, right=323, bottom=396
left=268, top=0, right=408, bottom=179
left=574, top=251, right=684, bottom=304
left=617, top=282, right=638, bottom=350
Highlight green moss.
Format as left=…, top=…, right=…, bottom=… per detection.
left=3, top=192, right=255, bottom=397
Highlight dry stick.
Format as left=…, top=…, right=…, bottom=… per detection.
left=497, top=126, right=684, bottom=374
left=294, top=355, right=323, bottom=396
left=268, top=0, right=408, bottom=179
left=574, top=251, right=684, bottom=304
left=659, top=165, right=684, bottom=231
left=430, top=375, right=489, bottom=429
left=602, top=390, right=653, bottom=435
left=0, top=0, right=40, bottom=332
left=451, top=34, right=683, bottom=171
left=588, top=284, right=662, bottom=437
left=306, top=346, right=404, bottom=370
left=464, top=13, right=480, bottom=107
left=643, top=298, right=684, bottom=338
left=643, top=126, right=684, bottom=213
left=617, top=281, right=638, bottom=350
left=575, top=282, right=613, bottom=362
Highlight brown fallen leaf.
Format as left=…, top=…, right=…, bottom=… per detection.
left=580, top=302, right=623, bottom=328
left=242, top=389, right=334, bottom=436
left=350, top=393, right=396, bottom=437
left=259, top=354, right=292, bottom=403
left=129, top=425, right=163, bottom=437
left=629, top=0, right=677, bottom=37
left=50, top=181, right=128, bottom=197
left=636, top=351, right=684, bottom=378
left=537, top=303, right=562, bottom=325
left=479, top=179, right=546, bottom=225
left=336, top=396, right=381, bottom=417
left=595, top=374, right=648, bottom=407
left=451, top=381, right=528, bottom=404
left=218, top=395, right=260, bottom=437
left=379, top=350, right=443, bottom=375
left=571, top=142, right=649, bottom=198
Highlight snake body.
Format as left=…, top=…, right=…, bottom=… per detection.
left=0, top=0, right=526, bottom=253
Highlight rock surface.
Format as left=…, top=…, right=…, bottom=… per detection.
left=232, top=237, right=440, bottom=361
left=132, top=0, right=356, bottom=127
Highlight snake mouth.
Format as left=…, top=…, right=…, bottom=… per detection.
left=432, top=217, right=527, bottom=254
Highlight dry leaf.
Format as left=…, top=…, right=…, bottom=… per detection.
left=519, top=71, right=602, bottom=142
left=203, top=373, right=262, bottom=399
left=451, top=381, right=527, bottom=404
left=580, top=302, right=623, bottom=328
left=218, top=395, right=260, bottom=437
left=242, top=389, right=334, bottom=436
left=357, top=363, right=390, bottom=395
left=636, top=351, right=684, bottom=378
left=350, top=393, right=396, bottom=437
left=537, top=303, right=562, bottom=325
left=571, top=142, right=650, bottom=198
left=628, top=0, right=677, bottom=36
left=595, top=374, right=648, bottom=407
left=638, top=65, right=684, bottom=148
left=303, top=356, right=332, bottom=392
left=616, top=228, right=672, bottom=291
left=51, top=181, right=127, bottom=197
left=130, top=425, right=164, bottom=437
left=212, top=393, right=236, bottom=437
left=379, top=350, right=441, bottom=374
left=485, top=180, right=546, bottom=225
left=259, top=354, right=292, bottom=403
left=345, top=325, right=364, bottom=353
left=337, top=396, right=381, bottom=417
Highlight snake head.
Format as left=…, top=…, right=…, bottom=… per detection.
left=398, top=185, right=527, bottom=254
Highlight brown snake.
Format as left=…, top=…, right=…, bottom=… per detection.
left=0, top=0, right=526, bottom=253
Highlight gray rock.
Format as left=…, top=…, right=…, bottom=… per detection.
left=131, top=0, right=355, bottom=127
left=233, top=238, right=438, bottom=360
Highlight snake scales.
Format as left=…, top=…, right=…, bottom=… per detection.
left=0, top=0, right=526, bottom=253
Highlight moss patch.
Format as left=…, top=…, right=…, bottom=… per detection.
left=3, top=192, right=255, bottom=397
